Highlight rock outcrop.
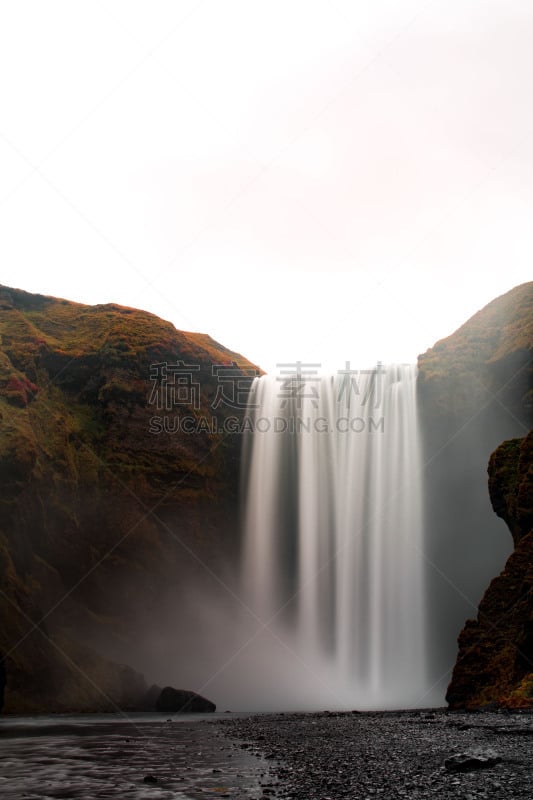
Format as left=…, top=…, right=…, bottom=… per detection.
left=0, top=285, right=258, bottom=712
left=446, top=431, right=533, bottom=708
left=488, top=434, right=533, bottom=548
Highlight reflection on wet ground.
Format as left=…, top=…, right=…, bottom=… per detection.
left=0, top=715, right=275, bottom=799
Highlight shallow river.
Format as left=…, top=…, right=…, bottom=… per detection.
left=0, top=713, right=275, bottom=799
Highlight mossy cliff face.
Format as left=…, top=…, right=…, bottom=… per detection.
left=446, top=432, right=533, bottom=709
left=416, top=282, right=532, bottom=692
left=418, top=281, right=532, bottom=424
left=0, top=285, right=258, bottom=712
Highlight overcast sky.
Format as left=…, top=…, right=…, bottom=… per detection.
left=1, top=0, right=532, bottom=372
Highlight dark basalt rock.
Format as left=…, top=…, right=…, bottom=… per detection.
left=155, top=686, right=216, bottom=713
left=489, top=434, right=533, bottom=547
left=447, top=431, right=533, bottom=709
left=444, top=751, right=501, bottom=772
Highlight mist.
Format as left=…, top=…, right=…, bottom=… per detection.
left=108, top=367, right=525, bottom=713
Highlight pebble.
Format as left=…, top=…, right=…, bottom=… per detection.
left=218, top=709, right=533, bottom=799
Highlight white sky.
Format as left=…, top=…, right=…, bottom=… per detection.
left=0, top=0, right=532, bottom=373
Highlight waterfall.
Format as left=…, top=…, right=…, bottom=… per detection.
left=241, top=364, right=427, bottom=709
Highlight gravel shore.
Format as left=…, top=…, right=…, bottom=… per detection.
left=218, top=709, right=533, bottom=800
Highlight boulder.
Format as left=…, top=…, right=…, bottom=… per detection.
left=444, top=750, right=501, bottom=772
left=155, top=686, right=216, bottom=713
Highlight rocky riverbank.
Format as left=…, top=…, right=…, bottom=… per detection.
left=1, top=709, right=531, bottom=798
left=219, top=709, right=533, bottom=799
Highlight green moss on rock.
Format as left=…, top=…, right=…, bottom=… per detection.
left=418, top=282, right=532, bottom=421
left=0, top=284, right=260, bottom=713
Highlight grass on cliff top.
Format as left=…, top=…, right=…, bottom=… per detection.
left=418, top=281, right=533, bottom=380
left=0, top=284, right=260, bottom=373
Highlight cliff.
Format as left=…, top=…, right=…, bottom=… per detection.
left=0, top=285, right=258, bottom=712
left=2, top=280, right=531, bottom=712
left=446, top=432, right=533, bottom=708
left=418, top=281, right=532, bottom=423
left=417, top=281, right=532, bottom=694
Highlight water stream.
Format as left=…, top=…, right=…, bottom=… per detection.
left=242, top=364, right=427, bottom=707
